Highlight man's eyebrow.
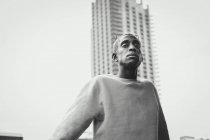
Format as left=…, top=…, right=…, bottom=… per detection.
left=132, top=40, right=140, bottom=45
left=120, top=40, right=129, bottom=46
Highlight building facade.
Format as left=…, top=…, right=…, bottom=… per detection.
left=91, top=0, right=160, bottom=91
left=180, top=136, right=210, bottom=140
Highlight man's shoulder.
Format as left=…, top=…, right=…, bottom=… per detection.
left=84, top=74, right=114, bottom=92
left=89, top=74, right=124, bottom=88
left=90, top=74, right=114, bottom=83
left=138, top=78, right=155, bottom=86
left=91, top=75, right=155, bottom=87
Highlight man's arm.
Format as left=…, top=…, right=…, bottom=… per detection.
left=50, top=79, right=100, bottom=140
left=158, top=105, right=170, bottom=140
left=152, top=86, right=170, bottom=140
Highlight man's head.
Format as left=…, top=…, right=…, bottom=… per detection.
left=112, top=34, right=143, bottom=69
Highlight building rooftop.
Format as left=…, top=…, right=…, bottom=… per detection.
left=0, top=132, right=23, bottom=137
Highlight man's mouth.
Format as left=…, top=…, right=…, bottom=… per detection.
left=127, top=54, right=139, bottom=59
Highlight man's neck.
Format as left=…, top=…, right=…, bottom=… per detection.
left=117, top=66, right=138, bottom=80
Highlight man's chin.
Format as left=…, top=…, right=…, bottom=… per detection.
left=120, top=61, right=140, bottom=69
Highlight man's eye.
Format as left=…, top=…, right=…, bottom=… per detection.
left=122, top=43, right=129, bottom=48
left=134, top=43, right=140, bottom=48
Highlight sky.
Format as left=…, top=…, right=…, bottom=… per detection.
left=0, top=0, right=210, bottom=140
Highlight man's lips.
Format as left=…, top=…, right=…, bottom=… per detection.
left=127, top=54, right=139, bottom=59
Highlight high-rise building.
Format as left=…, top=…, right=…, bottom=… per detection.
left=0, top=132, right=23, bottom=140
left=91, top=0, right=160, bottom=91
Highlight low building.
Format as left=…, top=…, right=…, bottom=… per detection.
left=181, top=136, right=210, bottom=140
left=0, top=132, right=23, bottom=140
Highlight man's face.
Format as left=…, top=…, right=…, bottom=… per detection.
left=115, top=35, right=142, bottom=68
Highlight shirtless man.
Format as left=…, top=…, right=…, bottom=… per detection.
left=51, top=34, right=170, bottom=140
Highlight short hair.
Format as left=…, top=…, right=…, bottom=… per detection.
left=112, top=34, right=141, bottom=54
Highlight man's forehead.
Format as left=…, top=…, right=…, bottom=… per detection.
left=118, top=35, right=140, bottom=43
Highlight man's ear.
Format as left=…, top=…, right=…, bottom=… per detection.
left=140, top=54, right=143, bottom=63
left=112, top=53, right=118, bottom=62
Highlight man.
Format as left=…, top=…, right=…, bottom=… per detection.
left=51, top=34, right=170, bottom=140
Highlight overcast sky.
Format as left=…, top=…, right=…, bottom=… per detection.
left=0, top=0, right=210, bottom=140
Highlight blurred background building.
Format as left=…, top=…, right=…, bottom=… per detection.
left=0, top=132, right=23, bottom=140
left=91, top=0, right=160, bottom=92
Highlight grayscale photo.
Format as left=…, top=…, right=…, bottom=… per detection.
left=0, top=0, right=209, bottom=140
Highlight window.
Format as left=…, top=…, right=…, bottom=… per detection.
left=125, top=2, right=129, bottom=8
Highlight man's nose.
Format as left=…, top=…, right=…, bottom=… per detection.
left=128, top=44, right=137, bottom=52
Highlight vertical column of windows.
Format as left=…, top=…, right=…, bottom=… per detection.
left=139, top=12, right=147, bottom=78
left=94, top=2, right=99, bottom=76
left=139, top=13, right=144, bottom=42
left=92, top=3, right=96, bottom=76
left=145, top=14, right=153, bottom=81
left=110, top=0, right=116, bottom=74
left=110, top=0, right=122, bottom=34
left=132, top=7, right=137, bottom=34
left=125, top=2, right=130, bottom=32
left=96, top=1, right=100, bottom=75
left=105, top=0, right=110, bottom=74
left=101, top=0, right=105, bottom=74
